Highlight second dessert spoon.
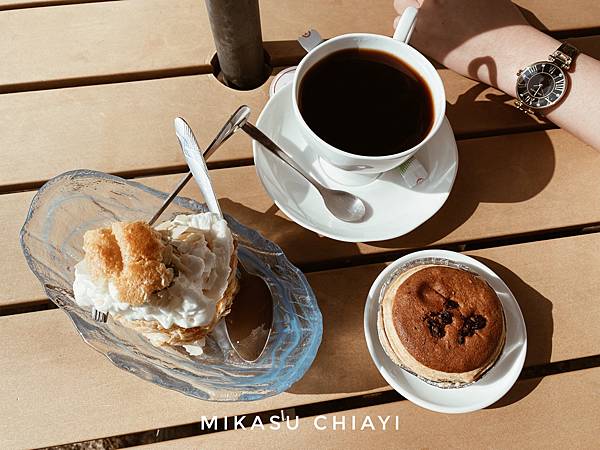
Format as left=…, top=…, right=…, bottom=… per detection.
left=174, top=116, right=273, bottom=363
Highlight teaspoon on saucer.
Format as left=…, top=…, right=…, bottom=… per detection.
left=240, top=121, right=367, bottom=223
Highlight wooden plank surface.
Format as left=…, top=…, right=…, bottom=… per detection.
left=0, top=73, right=269, bottom=191
left=4, top=128, right=600, bottom=308
left=2, top=233, right=599, bottom=448
left=0, top=0, right=598, bottom=90
left=514, top=0, right=600, bottom=32
left=0, top=0, right=212, bottom=89
left=0, top=0, right=397, bottom=89
left=2, top=36, right=598, bottom=192
left=142, top=368, right=600, bottom=450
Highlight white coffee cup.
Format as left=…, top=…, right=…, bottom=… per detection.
left=291, top=7, right=446, bottom=186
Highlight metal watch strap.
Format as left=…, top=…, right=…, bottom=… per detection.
left=514, top=100, right=536, bottom=115
left=548, top=42, right=580, bottom=70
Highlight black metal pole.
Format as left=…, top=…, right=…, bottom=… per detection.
left=205, top=0, right=267, bottom=90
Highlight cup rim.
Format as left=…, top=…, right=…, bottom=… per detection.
left=292, top=32, right=446, bottom=161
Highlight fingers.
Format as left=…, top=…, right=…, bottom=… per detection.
left=393, top=0, right=420, bottom=30
left=393, top=0, right=420, bottom=14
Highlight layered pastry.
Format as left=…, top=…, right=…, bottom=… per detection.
left=73, top=212, right=238, bottom=355
left=378, top=264, right=505, bottom=387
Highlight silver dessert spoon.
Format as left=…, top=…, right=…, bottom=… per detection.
left=174, top=115, right=273, bottom=363
left=240, top=121, right=367, bottom=223
left=148, top=106, right=250, bottom=226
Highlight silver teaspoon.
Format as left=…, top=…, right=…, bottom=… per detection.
left=241, top=122, right=367, bottom=223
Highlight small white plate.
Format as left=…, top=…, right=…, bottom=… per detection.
left=253, top=82, right=459, bottom=242
left=364, top=250, right=527, bottom=414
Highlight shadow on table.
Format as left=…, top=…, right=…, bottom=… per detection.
left=475, top=257, right=554, bottom=409
left=371, top=52, right=556, bottom=250
left=219, top=198, right=363, bottom=265
left=288, top=262, right=390, bottom=394
left=517, top=6, right=550, bottom=32
left=370, top=112, right=555, bottom=250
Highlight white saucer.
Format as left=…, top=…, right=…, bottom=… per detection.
left=364, top=250, right=527, bottom=414
left=253, top=82, right=459, bottom=242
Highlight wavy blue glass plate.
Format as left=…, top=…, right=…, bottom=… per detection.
left=20, top=170, right=322, bottom=401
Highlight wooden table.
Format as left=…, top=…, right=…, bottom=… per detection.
left=1, top=1, right=599, bottom=448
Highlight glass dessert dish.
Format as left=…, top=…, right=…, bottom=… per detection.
left=20, top=170, right=322, bottom=401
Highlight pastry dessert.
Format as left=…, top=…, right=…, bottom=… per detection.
left=73, top=212, right=238, bottom=355
left=378, top=264, right=505, bottom=387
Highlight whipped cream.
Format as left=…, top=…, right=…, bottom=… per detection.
left=73, top=212, right=234, bottom=331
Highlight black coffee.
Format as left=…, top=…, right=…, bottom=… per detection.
left=299, top=48, right=434, bottom=156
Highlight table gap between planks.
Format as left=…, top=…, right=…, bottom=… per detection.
left=1, top=0, right=599, bottom=448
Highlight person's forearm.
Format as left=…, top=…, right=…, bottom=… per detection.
left=394, top=0, right=600, bottom=150
left=447, top=25, right=600, bottom=149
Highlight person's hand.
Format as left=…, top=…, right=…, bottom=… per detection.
left=393, top=0, right=558, bottom=95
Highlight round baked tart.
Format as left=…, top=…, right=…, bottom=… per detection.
left=377, top=262, right=506, bottom=388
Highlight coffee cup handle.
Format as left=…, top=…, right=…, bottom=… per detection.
left=393, top=6, right=418, bottom=43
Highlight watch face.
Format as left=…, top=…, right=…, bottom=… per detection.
left=516, top=62, right=567, bottom=109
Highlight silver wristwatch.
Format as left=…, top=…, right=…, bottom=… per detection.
left=515, top=42, right=579, bottom=115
